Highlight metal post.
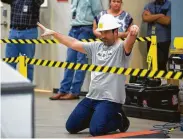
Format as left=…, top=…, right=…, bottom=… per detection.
left=19, top=55, right=27, bottom=78
left=147, top=26, right=158, bottom=70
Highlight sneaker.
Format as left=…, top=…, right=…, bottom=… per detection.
left=118, top=109, right=130, bottom=132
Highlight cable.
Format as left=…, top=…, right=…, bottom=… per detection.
left=151, top=122, right=183, bottom=136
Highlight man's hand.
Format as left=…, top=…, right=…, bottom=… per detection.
left=129, top=25, right=139, bottom=36
left=37, top=22, right=56, bottom=37
left=37, top=22, right=85, bottom=53
left=123, top=25, right=139, bottom=54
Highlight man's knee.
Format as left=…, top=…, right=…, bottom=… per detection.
left=65, top=120, right=79, bottom=134
left=89, top=126, right=106, bottom=136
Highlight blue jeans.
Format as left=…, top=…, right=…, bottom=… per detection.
left=5, top=28, right=38, bottom=82
left=59, top=26, right=95, bottom=95
left=66, top=98, right=123, bottom=136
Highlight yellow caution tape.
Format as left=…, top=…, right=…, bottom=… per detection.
left=0, top=37, right=151, bottom=44
left=2, top=57, right=183, bottom=80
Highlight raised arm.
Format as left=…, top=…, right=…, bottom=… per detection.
left=123, top=25, right=139, bottom=54
left=37, top=23, right=86, bottom=54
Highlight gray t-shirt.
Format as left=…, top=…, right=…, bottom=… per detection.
left=82, top=40, right=131, bottom=104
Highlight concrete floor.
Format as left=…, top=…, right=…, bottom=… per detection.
left=35, top=92, right=183, bottom=138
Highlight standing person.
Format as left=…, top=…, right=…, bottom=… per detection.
left=93, top=0, right=133, bottom=39
left=50, top=0, right=103, bottom=100
left=38, top=14, right=139, bottom=136
left=142, top=0, right=171, bottom=70
left=1, top=0, right=44, bottom=82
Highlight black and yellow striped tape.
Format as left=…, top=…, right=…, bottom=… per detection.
left=2, top=57, right=183, bottom=80
left=0, top=37, right=151, bottom=44
left=2, top=57, right=19, bottom=63
left=0, top=39, right=60, bottom=44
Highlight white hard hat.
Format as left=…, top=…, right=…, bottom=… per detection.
left=96, top=14, right=121, bottom=32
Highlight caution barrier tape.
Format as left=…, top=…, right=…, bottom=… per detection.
left=2, top=57, right=19, bottom=63
left=2, top=57, right=183, bottom=80
left=0, top=37, right=151, bottom=44
left=0, top=39, right=60, bottom=44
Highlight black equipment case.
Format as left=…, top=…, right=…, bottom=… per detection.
left=125, top=84, right=179, bottom=111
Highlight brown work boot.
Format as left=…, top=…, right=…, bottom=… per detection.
left=59, top=93, right=79, bottom=100
left=49, top=93, right=66, bottom=100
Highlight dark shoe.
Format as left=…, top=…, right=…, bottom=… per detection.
left=49, top=93, right=66, bottom=100
left=118, top=109, right=130, bottom=132
left=59, top=93, right=79, bottom=100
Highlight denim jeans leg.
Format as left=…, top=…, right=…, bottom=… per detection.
left=89, top=101, right=122, bottom=136
left=5, top=29, right=19, bottom=70
left=60, top=48, right=77, bottom=93
left=66, top=98, right=93, bottom=134
left=70, top=52, right=87, bottom=94
left=70, top=26, right=95, bottom=94
left=18, top=28, right=38, bottom=82
left=59, top=28, right=78, bottom=93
